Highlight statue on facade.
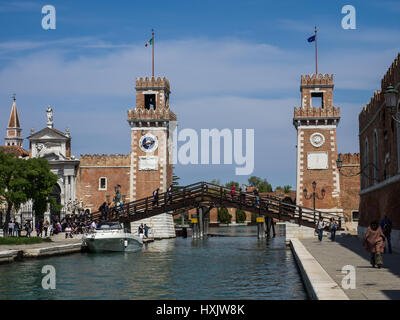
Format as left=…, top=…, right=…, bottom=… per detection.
left=46, top=106, right=53, bottom=128
left=113, top=184, right=121, bottom=206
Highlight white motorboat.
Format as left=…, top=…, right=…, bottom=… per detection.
left=82, top=221, right=143, bottom=252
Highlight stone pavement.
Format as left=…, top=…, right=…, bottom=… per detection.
left=0, top=232, right=82, bottom=251
left=300, top=235, right=400, bottom=300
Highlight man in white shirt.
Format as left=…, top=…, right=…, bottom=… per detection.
left=316, top=217, right=325, bottom=241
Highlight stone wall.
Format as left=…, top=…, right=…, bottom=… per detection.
left=130, top=212, right=176, bottom=239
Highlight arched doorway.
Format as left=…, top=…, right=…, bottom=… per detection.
left=50, top=183, right=61, bottom=222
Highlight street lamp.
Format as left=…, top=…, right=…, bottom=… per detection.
left=336, top=155, right=379, bottom=180
left=303, top=181, right=325, bottom=222
left=384, top=85, right=400, bottom=122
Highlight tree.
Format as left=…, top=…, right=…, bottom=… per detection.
left=225, top=181, right=239, bottom=189
left=0, top=151, right=30, bottom=223
left=217, top=207, right=232, bottom=224
left=236, top=209, right=246, bottom=223
left=172, top=168, right=181, bottom=191
left=0, top=151, right=59, bottom=222
left=247, top=176, right=272, bottom=193
left=283, top=185, right=292, bottom=194
left=210, top=179, right=221, bottom=186
left=275, top=186, right=283, bottom=191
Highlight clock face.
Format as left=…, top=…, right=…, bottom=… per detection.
left=310, top=133, right=325, bottom=148
left=139, top=133, right=158, bottom=152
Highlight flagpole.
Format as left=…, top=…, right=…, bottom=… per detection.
left=315, top=26, right=318, bottom=75
left=152, top=29, right=155, bottom=78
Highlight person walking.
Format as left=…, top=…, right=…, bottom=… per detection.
left=24, top=221, right=32, bottom=238
left=8, top=220, right=14, bottom=237
left=240, top=184, right=247, bottom=204
left=316, top=217, right=325, bottom=241
left=167, top=184, right=173, bottom=204
left=144, top=224, right=151, bottom=238
left=329, top=218, right=337, bottom=241
left=138, top=223, right=144, bottom=239
left=13, top=220, right=20, bottom=237
left=253, top=189, right=260, bottom=207
left=230, top=185, right=236, bottom=200
left=363, top=220, right=386, bottom=268
left=152, top=188, right=159, bottom=206
left=380, top=215, right=392, bottom=254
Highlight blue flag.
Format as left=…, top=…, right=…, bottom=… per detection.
left=307, top=35, right=316, bottom=42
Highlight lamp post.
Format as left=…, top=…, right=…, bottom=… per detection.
left=336, top=156, right=379, bottom=180
left=384, top=85, right=399, bottom=122
left=303, top=181, right=325, bottom=223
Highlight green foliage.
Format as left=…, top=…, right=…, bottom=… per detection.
left=275, top=186, right=283, bottom=191
left=235, top=209, right=247, bottom=223
left=217, top=207, right=232, bottom=224
left=247, top=176, right=272, bottom=193
left=0, top=151, right=59, bottom=221
left=210, top=179, right=221, bottom=186
left=172, top=168, right=181, bottom=191
left=0, top=236, right=52, bottom=245
left=225, top=181, right=239, bottom=189
left=283, top=185, right=292, bottom=194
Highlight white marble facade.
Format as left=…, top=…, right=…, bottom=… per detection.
left=28, top=107, right=80, bottom=220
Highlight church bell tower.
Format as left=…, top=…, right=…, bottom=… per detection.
left=5, top=96, right=23, bottom=147
left=293, top=74, right=341, bottom=213
left=127, top=76, right=177, bottom=201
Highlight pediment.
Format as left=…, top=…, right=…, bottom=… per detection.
left=28, top=127, right=69, bottom=141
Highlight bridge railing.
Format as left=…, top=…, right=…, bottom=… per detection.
left=90, top=181, right=343, bottom=229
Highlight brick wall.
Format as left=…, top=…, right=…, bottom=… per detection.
left=359, top=52, right=400, bottom=228
left=76, top=154, right=130, bottom=211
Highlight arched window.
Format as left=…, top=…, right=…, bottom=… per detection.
left=373, top=130, right=379, bottom=184
left=365, top=138, right=369, bottom=188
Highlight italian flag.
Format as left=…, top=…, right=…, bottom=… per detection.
left=145, top=38, right=153, bottom=47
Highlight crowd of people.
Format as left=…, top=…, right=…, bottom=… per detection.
left=1, top=209, right=97, bottom=239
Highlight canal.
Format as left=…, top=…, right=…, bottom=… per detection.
left=0, top=225, right=307, bottom=299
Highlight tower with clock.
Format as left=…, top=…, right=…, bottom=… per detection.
left=293, top=74, right=342, bottom=213
left=127, top=76, right=177, bottom=201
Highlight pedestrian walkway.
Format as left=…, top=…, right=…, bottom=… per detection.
left=0, top=233, right=82, bottom=251
left=300, top=235, right=400, bottom=300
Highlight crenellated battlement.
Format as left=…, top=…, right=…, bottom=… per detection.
left=382, top=52, right=400, bottom=90
left=338, top=153, right=360, bottom=165
left=136, top=76, right=170, bottom=90
left=301, top=74, right=334, bottom=87
left=359, top=90, right=384, bottom=130
left=127, top=106, right=177, bottom=121
left=294, top=106, right=340, bottom=118
left=80, top=154, right=130, bottom=166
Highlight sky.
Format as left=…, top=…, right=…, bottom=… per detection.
left=0, top=0, right=399, bottom=188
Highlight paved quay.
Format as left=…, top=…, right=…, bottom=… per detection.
left=299, top=235, right=400, bottom=300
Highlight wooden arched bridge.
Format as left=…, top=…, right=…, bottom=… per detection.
left=91, top=182, right=343, bottom=237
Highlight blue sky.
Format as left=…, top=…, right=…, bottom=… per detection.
left=0, top=0, right=399, bottom=188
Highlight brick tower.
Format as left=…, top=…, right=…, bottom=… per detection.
left=5, top=96, right=23, bottom=147
left=293, top=74, right=342, bottom=213
left=127, top=76, right=177, bottom=201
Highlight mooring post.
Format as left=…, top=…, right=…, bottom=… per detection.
left=257, top=216, right=265, bottom=239
left=271, top=218, right=276, bottom=237
left=191, top=215, right=199, bottom=239
left=266, top=217, right=271, bottom=238
left=198, top=207, right=204, bottom=238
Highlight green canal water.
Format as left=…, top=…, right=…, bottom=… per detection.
left=0, top=225, right=307, bottom=299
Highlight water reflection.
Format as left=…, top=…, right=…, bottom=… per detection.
left=0, top=225, right=306, bottom=300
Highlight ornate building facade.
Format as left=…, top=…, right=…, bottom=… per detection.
left=293, top=74, right=360, bottom=228
left=358, top=53, right=400, bottom=251
left=76, top=76, right=176, bottom=212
